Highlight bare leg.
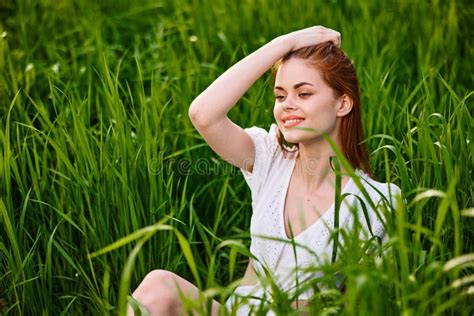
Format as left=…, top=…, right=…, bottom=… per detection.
left=128, top=269, right=222, bottom=316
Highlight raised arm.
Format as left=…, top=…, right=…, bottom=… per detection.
left=188, top=26, right=341, bottom=172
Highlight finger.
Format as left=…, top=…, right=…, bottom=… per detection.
left=327, top=32, right=341, bottom=47
left=322, top=31, right=341, bottom=43
left=336, top=33, right=342, bottom=47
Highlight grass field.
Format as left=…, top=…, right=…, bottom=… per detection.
left=1, top=0, right=473, bottom=314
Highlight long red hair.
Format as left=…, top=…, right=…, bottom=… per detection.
left=272, top=42, right=372, bottom=176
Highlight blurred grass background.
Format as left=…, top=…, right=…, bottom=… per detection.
left=0, top=0, right=473, bottom=314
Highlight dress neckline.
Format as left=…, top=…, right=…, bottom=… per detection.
left=279, top=156, right=356, bottom=240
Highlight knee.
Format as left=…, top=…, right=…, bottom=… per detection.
left=132, top=270, right=180, bottom=311
left=142, top=269, right=176, bottom=286
left=135, top=269, right=177, bottom=295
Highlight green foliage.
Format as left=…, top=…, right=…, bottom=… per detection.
left=0, top=0, right=472, bottom=314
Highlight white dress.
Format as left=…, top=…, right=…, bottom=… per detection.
left=225, top=124, right=401, bottom=315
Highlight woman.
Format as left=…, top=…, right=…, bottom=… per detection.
left=129, top=25, right=400, bottom=315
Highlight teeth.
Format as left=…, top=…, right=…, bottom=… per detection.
left=286, top=119, right=304, bottom=124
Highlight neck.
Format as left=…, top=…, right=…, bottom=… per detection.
left=294, top=136, right=346, bottom=192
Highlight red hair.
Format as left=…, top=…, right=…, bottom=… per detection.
left=272, top=42, right=372, bottom=176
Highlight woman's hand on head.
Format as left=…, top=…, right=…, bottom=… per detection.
left=283, top=25, right=341, bottom=52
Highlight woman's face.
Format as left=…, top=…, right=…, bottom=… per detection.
left=273, top=58, right=343, bottom=145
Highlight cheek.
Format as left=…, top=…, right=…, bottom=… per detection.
left=273, top=104, right=280, bottom=120
left=314, top=96, right=338, bottom=117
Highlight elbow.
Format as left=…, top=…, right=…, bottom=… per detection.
left=188, top=102, right=199, bottom=124
left=188, top=102, right=205, bottom=129
left=188, top=101, right=217, bottom=130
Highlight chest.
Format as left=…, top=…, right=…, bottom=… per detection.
left=283, top=175, right=350, bottom=238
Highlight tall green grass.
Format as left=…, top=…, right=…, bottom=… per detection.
left=0, top=0, right=472, bottom=314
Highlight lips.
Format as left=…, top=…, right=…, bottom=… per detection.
left=282, top=115, right=305, bottom=128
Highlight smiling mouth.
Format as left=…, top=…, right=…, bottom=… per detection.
left=283, top=118, right=305, bottom=128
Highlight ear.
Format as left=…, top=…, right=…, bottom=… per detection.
left=336, top=95, right=353, bottom=117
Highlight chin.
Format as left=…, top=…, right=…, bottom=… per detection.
left=281, top=130, right=306, bottom=144
left=283, top=129, right=324, bottom=145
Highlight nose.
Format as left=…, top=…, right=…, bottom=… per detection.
left=282, top=98, right=296, bottom=111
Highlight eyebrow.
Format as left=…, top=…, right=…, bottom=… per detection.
left=274, top=82, right=314, bottom=91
